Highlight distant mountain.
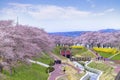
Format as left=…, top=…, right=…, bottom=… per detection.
left=49, top=31, right=88, bottom=37
left=99, top=29, right=120, bottom=33
left=49, top=29, right=120, bottom=37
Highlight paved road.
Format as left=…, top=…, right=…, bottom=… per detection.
left=115, top=65, right=120, bottom=73
left=48, top=62, right=82, bottom=80
left=48, top=64, right=64, bottom=80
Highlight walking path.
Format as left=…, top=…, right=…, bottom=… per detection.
left=115, top=65, right=120, bottom=73
left=48, top=64, right=64, bottom=80
left=48, top=62, right=81, bottom=80
left=28, top=59, right=49, bottom=67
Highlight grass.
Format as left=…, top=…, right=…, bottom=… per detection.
left=72, top=48, right=95, bottom=58
left=71, top=48, right=87, bottom=56
left=52, top=46, right=61, bottom=56
left=88, top=61, right=116, bottom=80
left=64, top=65, right=85, bottom=80
left=80, top=51, right=96, bottom=58
left=111, top=53, right=120, bottom=60
left=33, top=53, right=54, bottom=65
left=96, top=51, right=120, bottom=60
left=1, top=53, right=54, bottom=80
left=97, top=52, right=113, bottom=58
left=88, top=61, right=111, bottom=71
left=4, top=63, right=48, bottom=80
left=52, top=46, right=67, bottom=59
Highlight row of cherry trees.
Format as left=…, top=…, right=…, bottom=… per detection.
left=0, top=20, right=55, bottom=75
left=51, top=31, right=120, bottom=49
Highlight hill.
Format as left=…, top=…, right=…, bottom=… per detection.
left=99, top=29, right=120, bottom=33
left=49, top=29, right=120, bottom=37
left=49, top=31, right=88, bottom=37
left=0, top=20, right=55, bottom=63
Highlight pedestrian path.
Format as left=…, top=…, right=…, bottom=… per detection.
left=48, top=64, right=64, bottom=80
left=28, top=59, right=49, bottom=67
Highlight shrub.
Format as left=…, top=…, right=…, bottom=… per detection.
left=49, top=61, right=55, bottom=66
left=46, top=67, right=55, bottom=73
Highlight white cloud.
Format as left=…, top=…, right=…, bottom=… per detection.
left=105, top=8, right=115, bottom=12
left=29, top=6, right=91, bottom=20
left=0, top=3, right=119, bottom=32
left=1, top=3, right=115, bottom=20
left=93, top=8, right=115, bottom=16
left=1, top=3, right=91, bottom=20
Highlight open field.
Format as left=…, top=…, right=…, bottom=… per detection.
left=72, top=49, right=95, bottom=58
left=95, top=51, right=120, bottom=60
left=1, top=53, right=54, bottom=80
left=71, top=48, right=87, bottom=56
left=3, top=63, right=48, bottom=80
left=111, top=53, right=120, bottom=60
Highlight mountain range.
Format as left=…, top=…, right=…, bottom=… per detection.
left=49, top=29, right=120, bottom=37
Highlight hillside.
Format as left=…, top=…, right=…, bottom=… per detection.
left=0, top=20, right=55, bottom=63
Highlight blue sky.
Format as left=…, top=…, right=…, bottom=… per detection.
left=0, top=0, right=120, bottom=32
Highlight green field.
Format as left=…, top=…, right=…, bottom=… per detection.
left=71, top=48, right=95, bottom=58
left=52, top=46, right=67, bottom=59
left=33, top=53, right=54, bottom=65
left=71, top=48, right=87, bottom=56
left=96, top=51, right=120, bottom=60
left=52, top=46, right=61, bottom=56
left=97, top=52, right=113, bottom=58
left=1, top=53, right=54, bottom=80
left=111, top=53, right=120, bottom=60
left=3, top=63, right=48, bottom=80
